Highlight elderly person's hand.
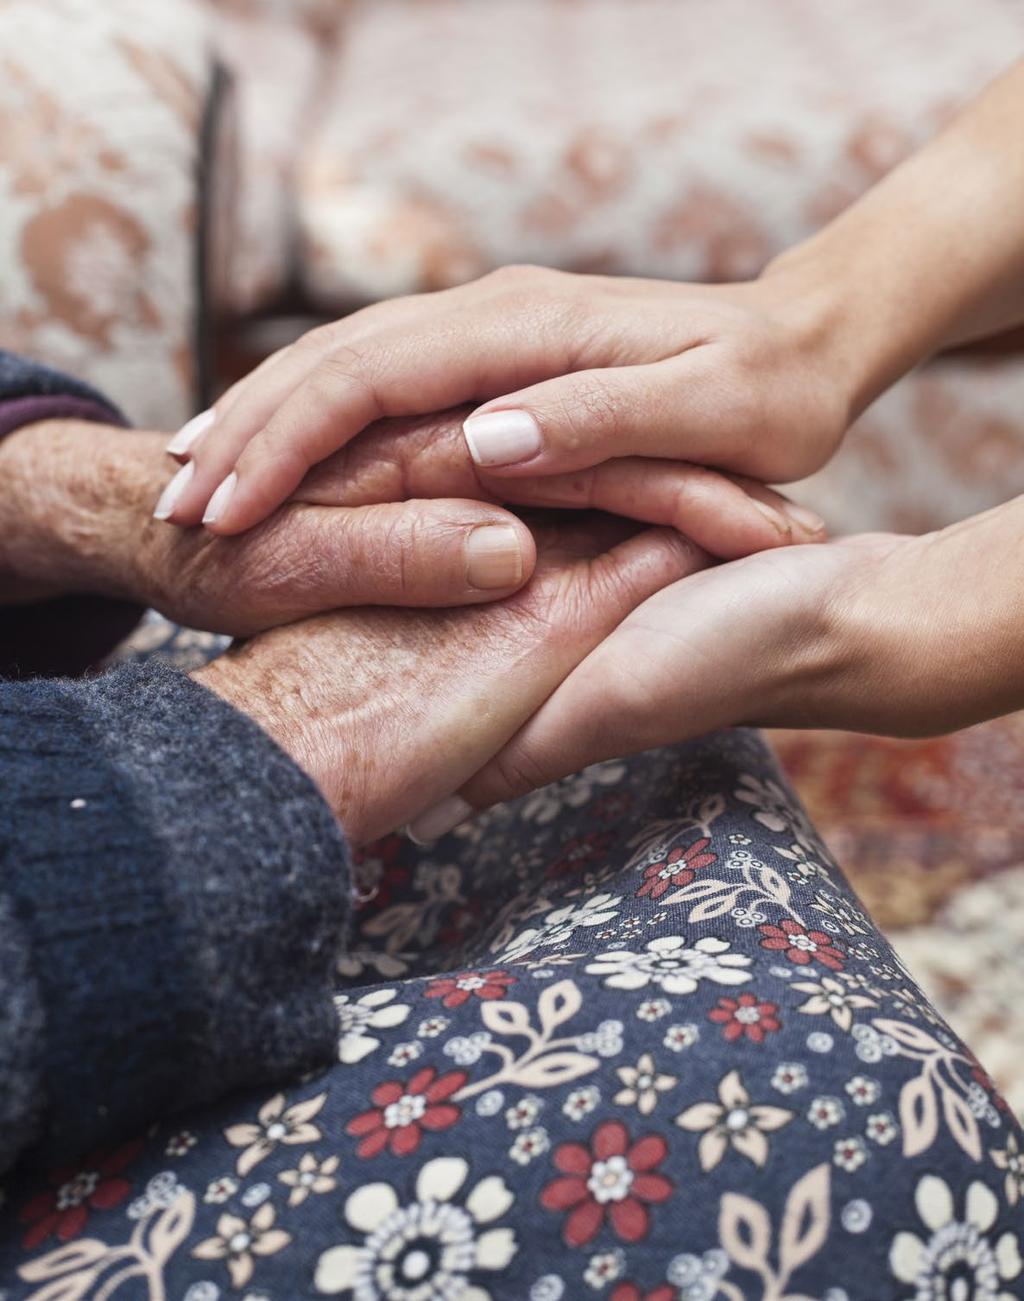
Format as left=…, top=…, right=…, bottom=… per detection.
left=193, top=515, right=709, bottom=845
left=0, top=413, right=821, bottom=634
left=417, top=494, right=1024, bottom=836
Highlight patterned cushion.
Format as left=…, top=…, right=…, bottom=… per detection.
left=294, top=0, right=1024, bottom=306
left=0, top=0, right=214, bottom=430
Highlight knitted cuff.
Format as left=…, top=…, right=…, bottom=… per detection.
left=1, top=661, right=351, bottom=1163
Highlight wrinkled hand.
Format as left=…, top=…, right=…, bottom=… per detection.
left=194, top=516, right=710, bottom=844
left=0, top=414, right=821, bottom=633
left=157, top=265, right=846, bottom=535
left=422, top=500, right=1024, bottom=834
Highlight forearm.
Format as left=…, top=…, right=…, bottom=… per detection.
left=0, top=420, right=166, bottom=605
left=765, top=59, right=1024, bottom=417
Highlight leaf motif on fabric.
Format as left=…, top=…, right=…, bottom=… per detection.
left=778, top=1164, right=830, bottom=1279
left=480, top=1000, right=533, bottom=1038
left=514, top=1051, right=600, bottom=1088
left=537, top=980, right=582, bottom=1034
left=899, top=1072, right=939, bottom=1158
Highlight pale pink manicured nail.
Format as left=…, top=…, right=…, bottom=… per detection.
left=166, top=408, right=215, bottom=456
left=463, top=409, right=542, bottom=467
left=465, top=524, right=524, bottom=589
left=203, top=471, right=237, bottom=525
left=153, top=461, right=194, bottom=520
left=406, top=796, right=473, bottom=845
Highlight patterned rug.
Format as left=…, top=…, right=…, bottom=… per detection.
left=771, top=715, right=1024, bottom=1114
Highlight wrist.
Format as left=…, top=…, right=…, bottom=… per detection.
left=0, top=420, right=170, bottom=604
left=759, top=241, right=908, bottom=422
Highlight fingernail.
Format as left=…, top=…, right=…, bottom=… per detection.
left=465, top=524, right=524, bottom=589
left=406, top=796, right=474, bottom=845
left=749, top=496, right=792, bottom=538
left=782, top=501, right=827, bottom=536
left=166, top=407, right=215, bottom=456
left=203, top=471, right=237, bottom=525
left=463, top=409, right=542, bottom=467
left=153, top=460, right=194, bottom=520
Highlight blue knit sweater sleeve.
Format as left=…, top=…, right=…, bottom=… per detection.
left=0, top=661, right=353, bottom=1175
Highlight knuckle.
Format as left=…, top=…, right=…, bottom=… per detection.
left=556, top=374, right=623, bottom=448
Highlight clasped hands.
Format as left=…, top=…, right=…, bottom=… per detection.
left=5, top=265, right=1020, bottom=848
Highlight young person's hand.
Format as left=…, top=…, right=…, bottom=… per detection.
left=156, top=60, right=1024, bottom=538
left=194, top=515, right=709, bottom=845
left=0, top=412, right=822, bottom=633
left=410, top=496, right=1024, bottom=839
left=155, top=269, right=845, bottom=534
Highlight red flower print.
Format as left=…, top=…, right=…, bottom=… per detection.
left=612, top=1287, right=675, bottom=1301
left=346, top=1066, right=466, bottom=1158
left=539, top=1119, right=673, bottom=1247
left=19, top=1140, right=143, bottom=1249
left=708, top=993, right=781, bottom=1044
left=758, top=919, right=846, bottom=970
left=636, top=837, right=716, bottom=901
left=424, top=970, right=517, bottom=1008
left=547, top=831, right=615, bottom=878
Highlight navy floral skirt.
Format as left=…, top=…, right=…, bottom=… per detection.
left=2, top=730, right=1021, bottom=1300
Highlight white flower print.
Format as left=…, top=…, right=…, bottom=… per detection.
left=844, top=1074, right=880, bottom=1106
left=792, top=974, right=877, bottom=1032
left=520, top=762, right=627, bottom=824
left=127, top=1171, right=186, bottom=1220
left=636, top=998, right=672, bottom=1022
left=185, top=1285, right=220, bottom=1301
left=664, top=1023, right=700, bottom=1052
left=807, top=1097, right=845, bottom=1130
left=992, top=1133, right=1024, bottom=1207
left=584, top=1249, right=625, bottom=1287
left=865, top=1112, right=899, bottom=1146
left=388, top=1041, right=423, bottom=1068
left=205, top=1176, right=238, bottom=1205
left=889, top=1176, right=1022, bottom=1299
left=833, top=1136, right=868, bottom=1172
left=417, top=1016, right=449, bottom=1038
left=510, top=1128, right=550, bottom=1165
left=771, top=1063, right=808, bottom=1094
left=586, top=935, right=751, bottom=995
left=241, top=1183, right=271, bottom=1209
left=334, top=989, right=411, bottom=1065
left=613, top=1053, right=677, bottom=1116
left=850, top=1023, right=898, bottom=1064
left=315, top=1157, right=517, bottom=1297
left=531, top=1276, right=565, bottom=1301
left=735, top=773, right=815, bottom=848
left=807, top=1032, right=834, bottom=1054
left=676, top=1069, right=793, bottom=1171
left=444, top=1032, right=492, bottom=1066
left=667, top=1249, right=730, bottom=1295
left=563, top=1086, right=600, bottom=1121
left=476, top=1089, right=505, bottom=1117
left=576, top=1019, right=625, bottom=1058
left=506, top=1096, right=543, bottom=1130
left=500, top=894, right=622, bottom=962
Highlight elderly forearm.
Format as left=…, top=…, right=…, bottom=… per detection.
left=764, top=59, right=1024, bottom=419
left=0, top=419, right=167, bottom=604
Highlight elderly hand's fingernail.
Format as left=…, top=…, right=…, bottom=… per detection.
left=406, top=796, right=474, bottom=845
left=153, top=460, right=194, bottom=520
left=203, top=471, right=237, bottom=525
left=166, top=408, right=215, bottom=456
left=749, top=496, right=792, bottom=538
left=782, top=501, right=827, bottom=536
left=466, top=524, right=525, bottom=589
left=463, top=409, right=542, bottom=468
